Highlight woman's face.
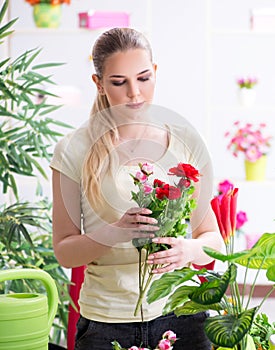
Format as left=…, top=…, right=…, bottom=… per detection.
left=93, top=49, right=157, bottom=110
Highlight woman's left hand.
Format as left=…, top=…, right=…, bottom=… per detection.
left=147, top=236, right=194, bottom=274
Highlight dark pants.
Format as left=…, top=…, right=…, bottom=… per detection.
left=75, top=312, right=211, bottom=350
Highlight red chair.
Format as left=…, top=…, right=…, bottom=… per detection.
left=67, top=266, right=86, bottom=350
left=193, top=260, right=215, bottom=283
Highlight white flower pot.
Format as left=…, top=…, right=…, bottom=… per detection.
left=237, top=88, right=256, bottom=107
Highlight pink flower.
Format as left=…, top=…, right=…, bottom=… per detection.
left=162, top=330, right=177, bottom=342
left=225, top=121, right=271, bottom=161
left=129, top=347, right=139, bottom=350
left=143, top=183, right=153, bottom=194
left=141, top=162, right=154, bottom=175
left=157, top=339, right=172, bottom=350
left=134, top=171, right=147, bottom=183
left=218, top=180, right=234, bottom=195
left=236, top=210, right=248, bottom=230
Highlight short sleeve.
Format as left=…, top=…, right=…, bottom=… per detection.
left=50, top=127, right=90, bottom=184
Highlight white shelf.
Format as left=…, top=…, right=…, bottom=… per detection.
left=11, top=27, right=103, bottom=35
left=211, top=105, right=275, bottom=113
left=211, top=29, right=275, bottom=36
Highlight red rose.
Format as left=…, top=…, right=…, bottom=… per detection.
left=156, top=184, right=181, bottom=200
left=167, top=185, right=181, bottom=200
left=178, top=178, right=191, bottom=188
left=155, top=184, right=169, bottom=200
left=168, top=163, right=200, bottom=182
left=153, top=179, right=165, bottom=188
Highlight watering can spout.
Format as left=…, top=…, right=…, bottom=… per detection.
left=0, top=268, right=59, bottom=350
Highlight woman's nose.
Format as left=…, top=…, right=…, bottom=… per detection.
left=127, top=81, right=140, bottom=98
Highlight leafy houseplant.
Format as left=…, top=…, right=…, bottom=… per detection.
left=0, top=0, right=72, bottom=345
left=147, top=187, right=275, bottom=349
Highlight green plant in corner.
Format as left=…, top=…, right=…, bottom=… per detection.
left=147, top=187, right=275, bottom=350
left=0, top=0, right=74, bottom=345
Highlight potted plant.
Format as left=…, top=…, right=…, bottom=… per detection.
left=0, top=0, right=72, bottom=346
left=236, top=77, right=258, bottom=107
left=25, top=0, right=71, bottom=28
left=225, top=121, right=272, bottom=181
left=147, top=186, right=275, bottom=350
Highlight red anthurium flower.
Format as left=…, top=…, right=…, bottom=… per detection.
left=230, top=188, right=238, bottom=236
left=168, top=163, right=200, bottom=182
left=211, top=196, right=228, bottom=243
left=211, top=188, right=239, bottom=244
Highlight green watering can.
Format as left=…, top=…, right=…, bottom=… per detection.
left=0, top=268, right=58, bottom=350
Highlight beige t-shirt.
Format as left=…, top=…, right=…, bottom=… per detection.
left=50, top=122, right=212, bottom=322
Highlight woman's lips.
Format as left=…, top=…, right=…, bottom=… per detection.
left=126, top=101, right=144, bottom=109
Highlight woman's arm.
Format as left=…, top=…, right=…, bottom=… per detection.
left=52, top=169, right=159, bottom=268
left=52, top=169, right=110, bottom=268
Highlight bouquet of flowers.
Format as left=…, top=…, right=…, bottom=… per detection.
left=130, top=162, right=200, bottom=319
left=225, top=121, right=272, bottom=162
left=147, top=186, right=275, bottom=349
left=112, top=330, right=177, bottom=350
left=216, top=179, right=248, bottom=236
left=237, top=77, right=258, bottom=89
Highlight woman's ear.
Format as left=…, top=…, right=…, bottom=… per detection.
left=92, top=74, right=105, bottom=95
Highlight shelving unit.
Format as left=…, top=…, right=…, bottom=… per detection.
left=207, top=1, right=275, bottom=291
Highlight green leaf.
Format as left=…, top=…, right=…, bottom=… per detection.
left=189, top=264, right=237, bottom=305
left=32, top=62, right=65, bottom=69
left=204, top=307, right=257, bottom=348
left=266, top=265, right=275, bottom=282
left=162, top=285, right=195, bottom=314
left=147, top=267, right=205, bottom=304
left=203, top=246, right=249, bottom=262
left=175, top=299, right=223, bottom=316
left=234, top=233, right=275, bottom=269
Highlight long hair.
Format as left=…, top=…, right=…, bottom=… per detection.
left=82, top=28, right=153, bottom=208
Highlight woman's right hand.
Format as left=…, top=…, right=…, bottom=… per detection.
left=90, top=207, right=159, bottom=247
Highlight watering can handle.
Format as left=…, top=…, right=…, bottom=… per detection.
left=0, top=268, right=58, bottom=333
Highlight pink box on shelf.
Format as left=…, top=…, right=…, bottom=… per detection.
left=250, top=8, right=275, bottom=31
left=78, top=11, right=130, bottom=30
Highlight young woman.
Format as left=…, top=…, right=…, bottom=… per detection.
left=51, top=27, right=222, bottom=350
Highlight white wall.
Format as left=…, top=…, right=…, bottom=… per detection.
left=3, top=0, right=275, bottom=235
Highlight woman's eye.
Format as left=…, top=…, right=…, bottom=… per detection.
left=111, top=81, right=125, bottom=86
left=138, top=76, right=150, bottom=82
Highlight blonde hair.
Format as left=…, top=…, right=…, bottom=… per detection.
left=82, top=28, right=153, bottom=208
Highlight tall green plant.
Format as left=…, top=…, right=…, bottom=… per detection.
left=147, top=186, right=275, bottom=350
left=0, top=0, right=73, bottom=345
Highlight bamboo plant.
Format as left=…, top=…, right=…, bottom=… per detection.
left=0, top=0, right=73, bottom=345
